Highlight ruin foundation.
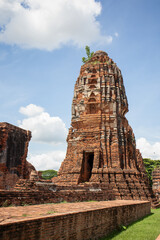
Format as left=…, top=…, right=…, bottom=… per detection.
left=0, top=200, right=150, bottom=240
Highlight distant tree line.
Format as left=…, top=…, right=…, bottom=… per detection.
left=39, top=170, right=57, bottom=180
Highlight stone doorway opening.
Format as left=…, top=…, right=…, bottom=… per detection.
left=79, top=151, right=94, bottom=183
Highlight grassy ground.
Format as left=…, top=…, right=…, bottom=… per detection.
left=101, top=208, right=160, bottom=240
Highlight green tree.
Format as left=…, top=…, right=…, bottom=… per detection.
left=82, top=46, right=94, bottom=63
left=39, top=170, right=57, bottom=180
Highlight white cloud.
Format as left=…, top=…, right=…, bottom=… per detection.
left=19, top=104, right=44, bottom=117
left=19, top=104, right=67, bottom=144
left=0, top=0, right=112, bottom=50
left=137, top=137, right=160, bottom=160
left=114, top=32, right=119, bottom=37
left=28, top=150, right=65, bottom=170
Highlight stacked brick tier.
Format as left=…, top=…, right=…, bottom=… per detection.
left=152, top=168, right=160, bottom=201
left=0, top=201, right=151, bottom=240
left=53, top=51, right=159, bottom=207
left=0, top=122, right=33, bottom=189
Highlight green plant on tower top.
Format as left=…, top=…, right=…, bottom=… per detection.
left=82, top=46, right=94, bottom=63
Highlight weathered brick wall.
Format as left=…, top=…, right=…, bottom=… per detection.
left=0, top=185, right=115, bottom=207
left=152, top=168, right=160, bottom=200
left=0, top=178, right=154, bottom=207
left=0, top=122, right=32, bottom=189
left=0, top=201, right=151, bottom=240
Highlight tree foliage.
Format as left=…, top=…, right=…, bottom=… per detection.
left=82, top=46, right=94, bottom=63
left=39, top=170, right=57, bottom=180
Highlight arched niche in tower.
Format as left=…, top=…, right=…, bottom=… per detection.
left=92, top=68, right=97, bottom=73
left=87, top=103, right=98, bottom=114
left=90, top=92, right=96, bottom=97
left=88, top=79, right=97, bottom=84
left=89, top=85, right=96, bottom=89
left=88, top=98, right=96, bottom=102
left=87, top=92, right=98, bottom=114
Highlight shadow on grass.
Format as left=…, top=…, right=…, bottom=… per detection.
left=100, top=212, right=154, bottom=240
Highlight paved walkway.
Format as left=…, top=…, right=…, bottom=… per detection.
left=0, top=200, right=149, bottom=225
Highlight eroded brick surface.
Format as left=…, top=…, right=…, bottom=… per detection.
left=0, top=122, right=33, bottom=189
left=52, top=51, right=159, bottom=207
left=152, top=168, right=160, bottom=201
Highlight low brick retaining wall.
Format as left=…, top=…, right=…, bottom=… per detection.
left=0, top=189, right=114, bottom=207
left=0, top=200, right=150, bottom=240
left=0, top=184, right=116, bottom=206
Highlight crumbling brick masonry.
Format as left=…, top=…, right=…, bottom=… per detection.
left=53, top=51, right=159, bottom=208
left=0, top=122, right=32, bottom=189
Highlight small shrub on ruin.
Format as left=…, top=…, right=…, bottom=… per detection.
left=82, top=46, right=94, bottom=63
left=22, top=213, right=28, bottom=217
left=47, top=210, right=56, bottom=215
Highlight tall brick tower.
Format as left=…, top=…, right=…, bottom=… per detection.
left=56, top=51, right=142, bottom=181
left=54, top=51, right=159, bottom=206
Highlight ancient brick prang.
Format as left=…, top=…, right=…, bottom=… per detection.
left=0, top=122, right=33, bottom=189
left=53, top=51, right=159, bottom=207
left=152, top=167, right=160, bottom=201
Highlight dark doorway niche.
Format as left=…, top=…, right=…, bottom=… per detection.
left=78, top=151, right=94, bottom=183
left=89, top=103, right=97, bottom=114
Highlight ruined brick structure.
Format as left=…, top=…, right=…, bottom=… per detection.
left=152, top=167, right=160, bottom=201
left=53, top=51, right=159, bottom=207
left=0, top=122, right=33, bottom=189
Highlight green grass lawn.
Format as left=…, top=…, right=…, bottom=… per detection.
left=101, top=208, right=160, bottom=240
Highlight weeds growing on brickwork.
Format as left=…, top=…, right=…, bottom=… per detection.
left=100, top=208, right=160, bottom=240
left=46, top=210, right=56, bottom=215
left=21, top=202, right=30, bottom=206
left=60, top=200, right=68, bottom=204
left=22, top=214, right=29, bottom=217
left=86, top=200, right=97, bottom=202
left=2, top=200, right=9, bottom=207
left=1, top=200, right=16, bottom=208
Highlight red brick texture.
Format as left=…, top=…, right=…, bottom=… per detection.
left=0, top=183, right=115, bottom=206
left=51, top=51, right=159, bottom=207
left=0, top=122, right=33, bottom=189
left=152, top=168, right=160, bottom=201
left=0, top=200, right=150, bottom=240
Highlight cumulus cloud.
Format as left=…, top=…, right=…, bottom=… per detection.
left=137, top=137, right=160, bottom=160
left=0, top=0, right=112, bottom=50
left=28, top=150, right=65, bottom=170
left=19, top=104, right=44, bottom=117
left=19, top=104, right=67, bottom=144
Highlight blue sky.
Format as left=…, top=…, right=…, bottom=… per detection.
left=0, top=0, right=160, bottom=170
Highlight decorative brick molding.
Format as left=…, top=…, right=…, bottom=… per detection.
left=152, top=168, right=160, bottom=201
left=52, top=51, right=159, bottom=208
